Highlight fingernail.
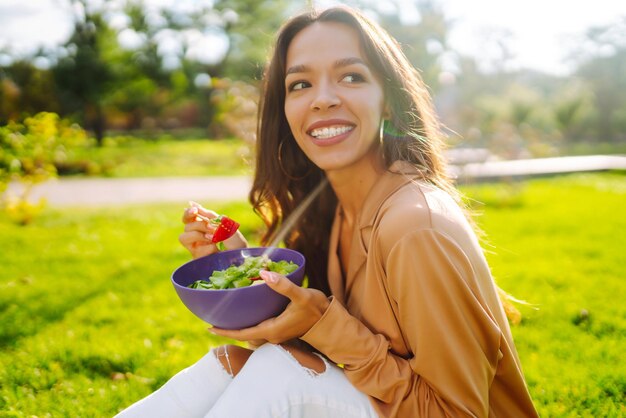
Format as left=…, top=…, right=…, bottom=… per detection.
left=205, top=233, right=213, bottom=240
left=260, top=270, right=278, bottom=284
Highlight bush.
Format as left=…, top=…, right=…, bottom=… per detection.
left=211, top=78, right=259, bottom=144
left=0, top=112, right=90, bottom=224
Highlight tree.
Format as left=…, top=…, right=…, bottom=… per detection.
left=213, top=0, right=295, bottom=81
left=572, top=18, right=626, bottom=142
left=109, top=0, right=294, bottom=130
left=378, top=0, right=451, bottom=92
left=552, top=79, right=594, bottom=143
left=0, top=60, right=60, bottom=124
left=53, top=0, right=116, bottom=145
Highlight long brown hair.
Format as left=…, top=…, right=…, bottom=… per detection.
left=250, top=6, right=455, bottom=295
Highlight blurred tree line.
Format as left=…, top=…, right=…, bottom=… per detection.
left=1, top=0, right=625, bottom=156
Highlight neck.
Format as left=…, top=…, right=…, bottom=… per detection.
left=326, top=151, right=385, bottom=224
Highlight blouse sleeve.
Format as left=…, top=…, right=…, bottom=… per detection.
left=302, top=229, right=503, bottom=418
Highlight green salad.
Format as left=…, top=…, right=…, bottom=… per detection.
left=188, top=255, right=299, bottom=290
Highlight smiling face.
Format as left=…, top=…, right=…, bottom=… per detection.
left=284, top=22, right=387, bottom=176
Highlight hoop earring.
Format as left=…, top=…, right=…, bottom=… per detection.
left=380, top=119, right=387, bottom=144
left=278, top=139, right=313, bottom=181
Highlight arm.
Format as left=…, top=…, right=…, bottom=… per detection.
left=302, top=229, right=503, bottom=417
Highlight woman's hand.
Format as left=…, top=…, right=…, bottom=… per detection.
left=178, top=201, right=247, bottom=259
left=209, top=270, right=330, bottom=344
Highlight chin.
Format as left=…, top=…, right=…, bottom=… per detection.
left=316, top=159, right=359, bottom=174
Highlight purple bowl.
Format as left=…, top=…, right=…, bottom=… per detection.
left=171, top=247, right=306, bottom=330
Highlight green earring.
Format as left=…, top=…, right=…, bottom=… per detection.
left=383, top=119, right=403, bottom=139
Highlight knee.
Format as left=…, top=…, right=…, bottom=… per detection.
left=213, top=344, right=253, bottom=377
left=280, top=343, right=326, bottom=374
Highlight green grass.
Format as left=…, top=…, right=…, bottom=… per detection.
left=1, top=173, right=625, bottom=416
left=460, top=173, right=626, bottom=417
left=66, top=136, right=254, bottom=177
left=0, top=201, right=264, bottom=417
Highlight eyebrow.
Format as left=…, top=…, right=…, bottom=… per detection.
left=285, top=57, right=367, bottom=75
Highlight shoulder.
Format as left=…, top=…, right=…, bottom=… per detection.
left=374, top=185, right=498, bottom=310
left=372, top=180, right=479, bottom=260
left=377, top=180, right=470, bottom=236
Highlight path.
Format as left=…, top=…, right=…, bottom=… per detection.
left=451, top=154, right=626, bottom=183
left=7, top=176, right=252, bottom=207
left=6, top=155, right=625, bottom=207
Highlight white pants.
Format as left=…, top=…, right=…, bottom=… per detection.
left=115, top=343, right=379, bottom=418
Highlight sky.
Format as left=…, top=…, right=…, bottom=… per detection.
left=440, top=0, right=626, bottom=74
left=0, top=0, right=624, bottom=75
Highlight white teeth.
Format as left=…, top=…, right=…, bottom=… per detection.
left=310, top=125, right=354, bottom=139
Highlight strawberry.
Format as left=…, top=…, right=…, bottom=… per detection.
left=210, top=215, right=240, bottom=244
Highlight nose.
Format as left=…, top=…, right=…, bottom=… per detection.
left=310, top=82, right=341, bottom=111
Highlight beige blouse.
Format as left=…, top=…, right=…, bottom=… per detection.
left=301, top=161, right=538, bottom=418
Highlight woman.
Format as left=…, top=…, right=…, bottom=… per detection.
left=117, top=5, right=538, bottom=418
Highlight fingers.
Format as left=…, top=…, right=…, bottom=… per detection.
left=247, top=339, right=267, bottom=349
left=182, top=203, right=213, bottom=224
left=180, top=202, right=248, bottom=255
left=209, top=281, right=330, bottom=343
left=184, top=201, right=218, bottom=223
left=180, top=202, right=248, bottom=256
left=259, top=270, right=305, bottom=303
left=180, top=206, right=217, bottom=255
left=260, top=271, right=330, bottom=317
left=180, top=220, right=214, bottom=244
left=183, top=219, right=215, bottom=234
left=179, top=230, right=207, bottom=247
left=182, top=205, right=199, bottom=223
left=179, top=229, right=217, bottom=258
left=208, top=272, right=304, bottom=343
left=210, top=317, right=282, bottom=343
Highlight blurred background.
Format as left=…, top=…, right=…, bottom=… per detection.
left=2, top=2, right=626, bottom=416
left=1, top=0, right=625, bottom=158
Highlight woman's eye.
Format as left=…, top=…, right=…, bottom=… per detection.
left=288, top=81, right=310, bottom=91
left=342, top=73, right=365, bottom=83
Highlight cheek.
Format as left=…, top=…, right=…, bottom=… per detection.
left=362, top=99, right=386, bottom=133
left=374, top=91, right=386, bottom=119
left=284, top=101, right=301, bottom=135
left=357, top=88, right=385, bottom=119
left=284, top=106, right=308, bottom=151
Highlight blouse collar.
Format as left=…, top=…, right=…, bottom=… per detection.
left=327, top=160, right=424, bottom=300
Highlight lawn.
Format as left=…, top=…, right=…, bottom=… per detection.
left=0, top=172, right=625, bottom=417
left=66, top=136, right=254, bottom=177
